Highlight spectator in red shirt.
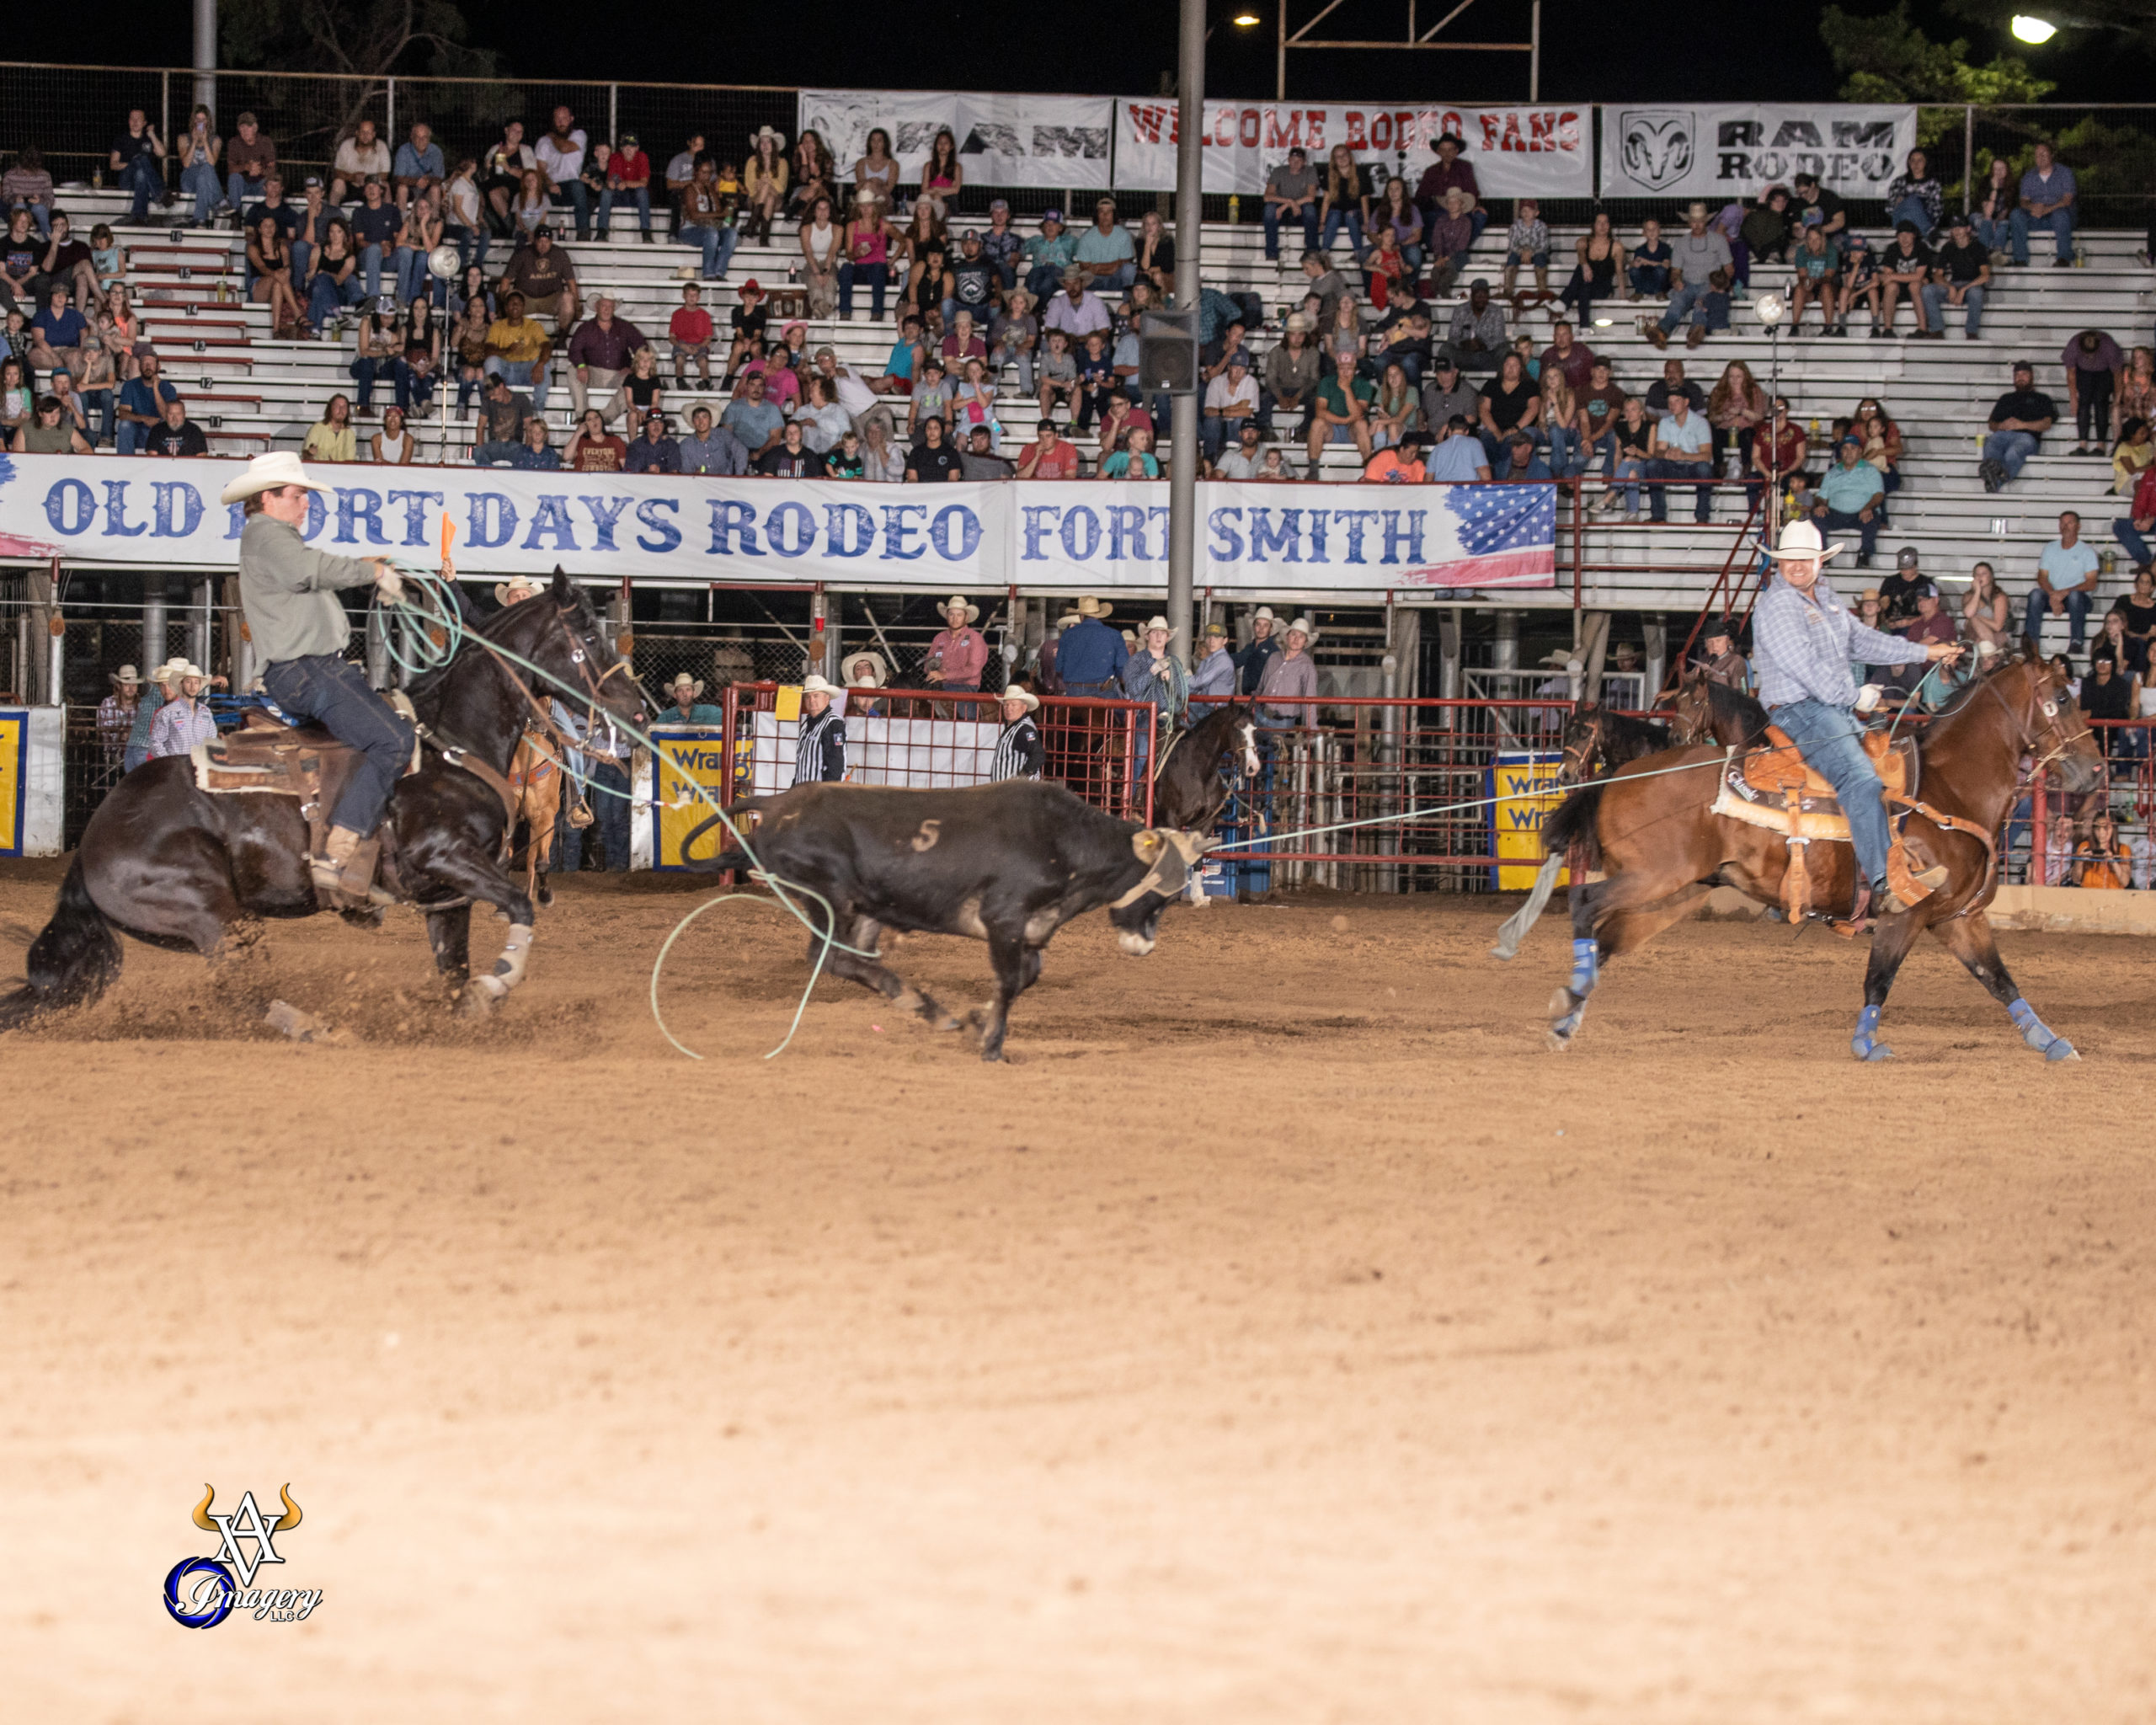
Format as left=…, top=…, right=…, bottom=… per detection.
left=668, top=282, right=713, bottom=387
left=1539, top=322, right=1595, bottom=393
left=600, top=133, right=653, bottom=242
left=565, top=407, right=627, bottom=471
left=1412, top=133, right=1484, bottom=245
left=1016, top=419, right=1080, bottom=479
left=926, top=595, right=990, bottom=692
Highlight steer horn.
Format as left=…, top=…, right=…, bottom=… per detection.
left=275, top=1484, right=302, bottom=1532
left=193, top=1484, right=218, bottom=1531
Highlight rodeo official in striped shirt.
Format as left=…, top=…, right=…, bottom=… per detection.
left=792, top=675, right=848, bottom=787
left=990, top=686, right=1043, bottom=781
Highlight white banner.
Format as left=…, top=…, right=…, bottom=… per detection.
left=1113, top=101, right=1590, bottom=198
left=747, top=710, right=1000, bottom=796
left=798, top=88, right=1113, bottom=192
left=0, top=458, right=1553, bottom=593
left=1598, top=104, right=1917, bottom=201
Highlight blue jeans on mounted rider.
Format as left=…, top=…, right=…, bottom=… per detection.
left=1770, top=697, right=1894, bottom=891
left=258, top=653, right=415, bottom=839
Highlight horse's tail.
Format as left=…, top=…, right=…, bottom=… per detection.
left=1492, top=783, right=1605, bottom=962
left=0, top=856, right=123, bottom=1029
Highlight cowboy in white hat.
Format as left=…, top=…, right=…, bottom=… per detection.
left=926, top=595, right=988, bottom=692
left=99, top=663, right=142, bottom=762
left=1056, top=595, right=1127, bottom=697
left=664, top=672, right=722, bottom=725
left=494, top=576, right=541, bottom=606
left=221, top=450, right=434, bottom=899
left=145, top=660, right=216, bottom=761
left=1122, top=614, right=1188, bottom=777
left=793, top=673, right=848, bottom=787
left=841, top=649, right=889, bottom=690
left=990, top=684, right=1044, bottom=780
left=1235, top=603, right=1281, bottom=696
left=1753, top=515, right=1963, bottom=921
left=1256, top=616, right=1320, bottom=731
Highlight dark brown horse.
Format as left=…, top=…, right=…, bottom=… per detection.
left=0, top=571, right=646, bottom=1028
left=1153, top=699, right=1260, bottom=830
left=1511, top=654, right=2103, bottom=1060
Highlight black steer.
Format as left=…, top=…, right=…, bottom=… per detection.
left=683, top=780, right=1207, bottom=1060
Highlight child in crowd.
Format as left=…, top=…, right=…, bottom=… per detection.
left=1502, top=197, right=1551, bottom=303
left=1037, top=328, right=1078, bottom=421
left=669, top=281, right=712, bottom=387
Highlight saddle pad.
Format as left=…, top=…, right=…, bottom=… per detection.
left=191, top=739, right=323, bottom=797
left=1716, top=746, right=1854, bottom=843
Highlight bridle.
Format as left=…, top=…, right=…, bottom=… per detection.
left=1560, top=709, right=1605, bottom=782
left=1983, top=660, right=2099, bottom=782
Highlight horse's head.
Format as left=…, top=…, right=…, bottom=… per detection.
left=1666, top=674, right=1712, bottom=745
left=499, top=569, right=648, bottom=734
left=1230, top=701, right=1260, bottom=778
left=2022, top=651, right=2107, bottom=794
left=1557, top=699, right=1605, bottom=785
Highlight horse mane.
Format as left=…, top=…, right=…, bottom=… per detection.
left=1597, top=705, right=1670, bottom=757
left=403, top=579, right=596, bottom=707
left=1708, top=679, right=1770, bottom=742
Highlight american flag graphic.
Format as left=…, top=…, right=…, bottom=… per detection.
left=1400, top=483, right=1557, bottom=590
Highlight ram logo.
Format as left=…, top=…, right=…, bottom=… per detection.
left=1620, top=110, right=1694, bottom=191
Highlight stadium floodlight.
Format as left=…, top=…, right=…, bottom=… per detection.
left=1233, top=10, right=1262, bottom=23
left=2012, top=13, right=2058, bottom=41
left=1755, top=291, right=1787, bottom=328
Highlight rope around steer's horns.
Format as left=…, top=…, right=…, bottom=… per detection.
left=1111, top=829, right=1214, bottom=908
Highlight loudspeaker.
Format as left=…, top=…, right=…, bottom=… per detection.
left=1138, top=308, right=1201, bottom=394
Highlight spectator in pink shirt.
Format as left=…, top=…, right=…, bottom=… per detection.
left=926, top=595, right=990, bottom=692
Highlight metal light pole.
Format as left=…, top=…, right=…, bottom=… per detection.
left=1168, top=0, right=1205, bottom=661
left=194, top=0, right=216, bottom=115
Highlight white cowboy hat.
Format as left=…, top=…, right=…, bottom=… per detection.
left=942, top=595, right=981, bottom=622
left=1054, top=609, right=1083, bottom=628
left=494, top=577, right=541, bottom=606
left=218, top=449, right=331, bottom=505
left=751, top=126, right=787, bottom=147
left=111, top=664, right=141, bottom=683
left=1538, top=648, right=1581, bottom=668
left=1285, top=617, right=1318, bottom=642
left=157, top=659, right=206, bottom=682
left=1000, top=686, right=1041, bottom=713
left=799, top=674, right=844, bottom=697
left=665, top=673, right=706, bottom=697
left=674, top=264, right=700, bottom=280
left=1076, top=595, right=1113, bottom=619
left=1144, top=614, right=1176, bottom=635
left=1120, top=629, right=1139, bottom=646
left=1771, top=518, right=1843, bottom=563
left=842, top=649, right=889, bottom=688
left=1253, top=605, right=1276, bottom=622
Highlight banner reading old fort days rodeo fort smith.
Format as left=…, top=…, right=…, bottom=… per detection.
left=0, top=457, right=1555, bottom=594
left=1115, top=102, right=1590, bottom=198
left=1598, top=104, right=1918, bottom=201
left=797, top=90, right=1113, bottom=191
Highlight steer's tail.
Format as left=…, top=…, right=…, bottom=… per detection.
left=0, top=856, right=123, bottom=1029
left=679, top=802, right=764, bottom=875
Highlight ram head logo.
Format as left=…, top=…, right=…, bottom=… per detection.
left=1620, top=111, right=1694, bottom=191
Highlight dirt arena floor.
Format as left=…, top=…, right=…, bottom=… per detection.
left=5, top=853, right=2156, bottom=1722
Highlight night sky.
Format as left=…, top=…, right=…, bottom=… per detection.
left=14, top=0, right=2145, bottom=109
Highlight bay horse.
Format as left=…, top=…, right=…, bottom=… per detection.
left=0, top=570, right=646, bottom=1028
left=1557, top=676, right=1767, bottom=786
left=1666, top=671, right=1770, bottom=749
left=1152, top=699, right=1261, bottom=830
left=1510, top=654, right=2103, bottom=1060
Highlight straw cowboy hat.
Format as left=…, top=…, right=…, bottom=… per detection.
left=941, top=594, right=981, bottom=622
left=799, top=673, right=844, bottom=697
left=1284, top=616, right=1318, bottom=642
left=1054, top=608, right=1083, bottom=628
left=1000, top=686, right=1041, bottom=713
left=1538, top=648, right=1581, bottom=669
left=1075, top=595, right=1113, bottom=619
left=841, top=649, right=889, bottom=688
left=664, top=673, right=706, bottom=698
left=155, top=658, right=205, bottom=684
left=1771, top=518, right=1842, bottom=563
left=751, top=125, right=787, bottom=147
left=1253, top=604, right=1277, bottom=623
left=218, top=449, right=331, bottom=505
left=1143, top=614, right=1177, bottom=636
left=111, top=664, right=141, bottom=684
left=494, top=577, right=541, bottom=606
left=1120, top=629, right=1139, bottom=647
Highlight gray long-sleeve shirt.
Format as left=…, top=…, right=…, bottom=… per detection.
left=1256, top=649, right=1320, bottom=725
left=1671, top=229, right=1733, bottom=289
left=237, top=514, right=380, bottom=665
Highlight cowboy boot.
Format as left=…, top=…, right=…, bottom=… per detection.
left=312, top=824, right=362, bottom=897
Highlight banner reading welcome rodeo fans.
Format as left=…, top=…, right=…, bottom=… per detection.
left=1114, top=100, right=1589, bottom=198
left=1598, top=104, right=1917, bottom=201
left=0, top=457, right=1552, bottom=593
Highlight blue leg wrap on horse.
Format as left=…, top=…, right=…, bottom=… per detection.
left=1851, top=1002, right=1892, bottom=1061
left=1570, top=937, right=1598, bottom=997
left=2009, top=997, right=2075, bottom=1059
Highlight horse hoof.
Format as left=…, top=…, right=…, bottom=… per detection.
left=2046, top=1039, right=2081, bottom=1063
left=456, top=986, right=497, bottom=1021
left=1548, top=986, right=1575, bottom=1017
left=1544, top=1025, right=1575, bottom=1053
left=1852, top=1039, right=1894, bottom=1062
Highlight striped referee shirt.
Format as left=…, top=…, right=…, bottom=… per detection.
left=793, top=708, right=846, bottom=786
left=990, top=715, right=1042, bottom=781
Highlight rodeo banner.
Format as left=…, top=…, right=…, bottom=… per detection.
left=797, top=88, right=1113, bottom=192
left=0, top=457, right=1554, bottom=593
left=1598, top=103, right=1918, bottom=201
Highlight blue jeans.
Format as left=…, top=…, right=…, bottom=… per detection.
left=351, top=354, right=410, bottom=411
left=1647, top=459, right=1712, bottom=521
left=553, top=179, right=591, bottom=240
left=1982, top=429, right=2039, bottom=481
left=117, top=419, right=151, bottom=455
left=1263, top=204, right=1320, bottom=260
left=394, top=246, right=430, bottom=306
left=1658, top=280, right=1710, bottom=334
left=19, top=201, right=51, bottom=239
left=1770, top=697, right=1893, bottom=890
left=445, top=222, right=488, bottom=276
left=225, top=171, right=266, bottom=214
left=1972, top=214, right=2009, bottom=253
left=308, top=271, right=364, bottom=326
left=484, top=355, right=548, bottom=412
left=2115, top=516, right=2153, bottom=569
left=1321, top=208, right=1365, bottom=259
left=838, top=260, right=888, bottom=318
left=678, top=223, right=737, bottom=280
left=1820, top=507, right=1881, bottom=559
left=2010, top=205, right=2073, bottom=264
left=1024, top=263, right=1065, bottom=300
left=259, top=653, right=415, bottom=838
left=1628, top=264, right=1670, bottom=297
left=590, top=758, right=632, bottom=869
left=82, top=388, right=114, bottom=446
left=1613, top=457, right=1646, bottom=512
left=597, top=185, right=651, bottom=237
left=119, top=155, right=161, bottom=222
left=1546, top=425, right=1582, bottom=478
left=180, top=161, right=221, bottom=224
left=1919, top=280, right=1985, bottom=335
left=2024, top=585, right=2092, bottom=648
left=358, top=242, right=388, bottom=298
left=1085, top=259, right=1136, bottom=291
left=1886, top=195, right=1933, bottom=235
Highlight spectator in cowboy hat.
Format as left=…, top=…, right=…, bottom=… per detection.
left=1693, top=619, right=1753, bottom=692
left=1255, top=617, right=1321, bottom=731
left=98, top=663, right=141, bottom=760
left=990, top=685, right=1044, bottom=780
left=926, top=595, right=989, bottom=692
left=1235, top=604, right=1283, bottom=695
left=663, top=673, right=723, bottom=725
left=494, top=576, right=540, bottom=607
left=146, top=660, right=218, bottom=759
left=841, top=649, right=889, bottom=717
left=792, top=673, right=848, bottom=785
left=1055, top=595, right=1127, bottom=695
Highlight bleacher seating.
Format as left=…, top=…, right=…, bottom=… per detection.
left=45, top=181, right=2156, bottom=649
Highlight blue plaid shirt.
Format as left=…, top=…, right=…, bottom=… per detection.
left=1753, top=574, right=1924, bottom=709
